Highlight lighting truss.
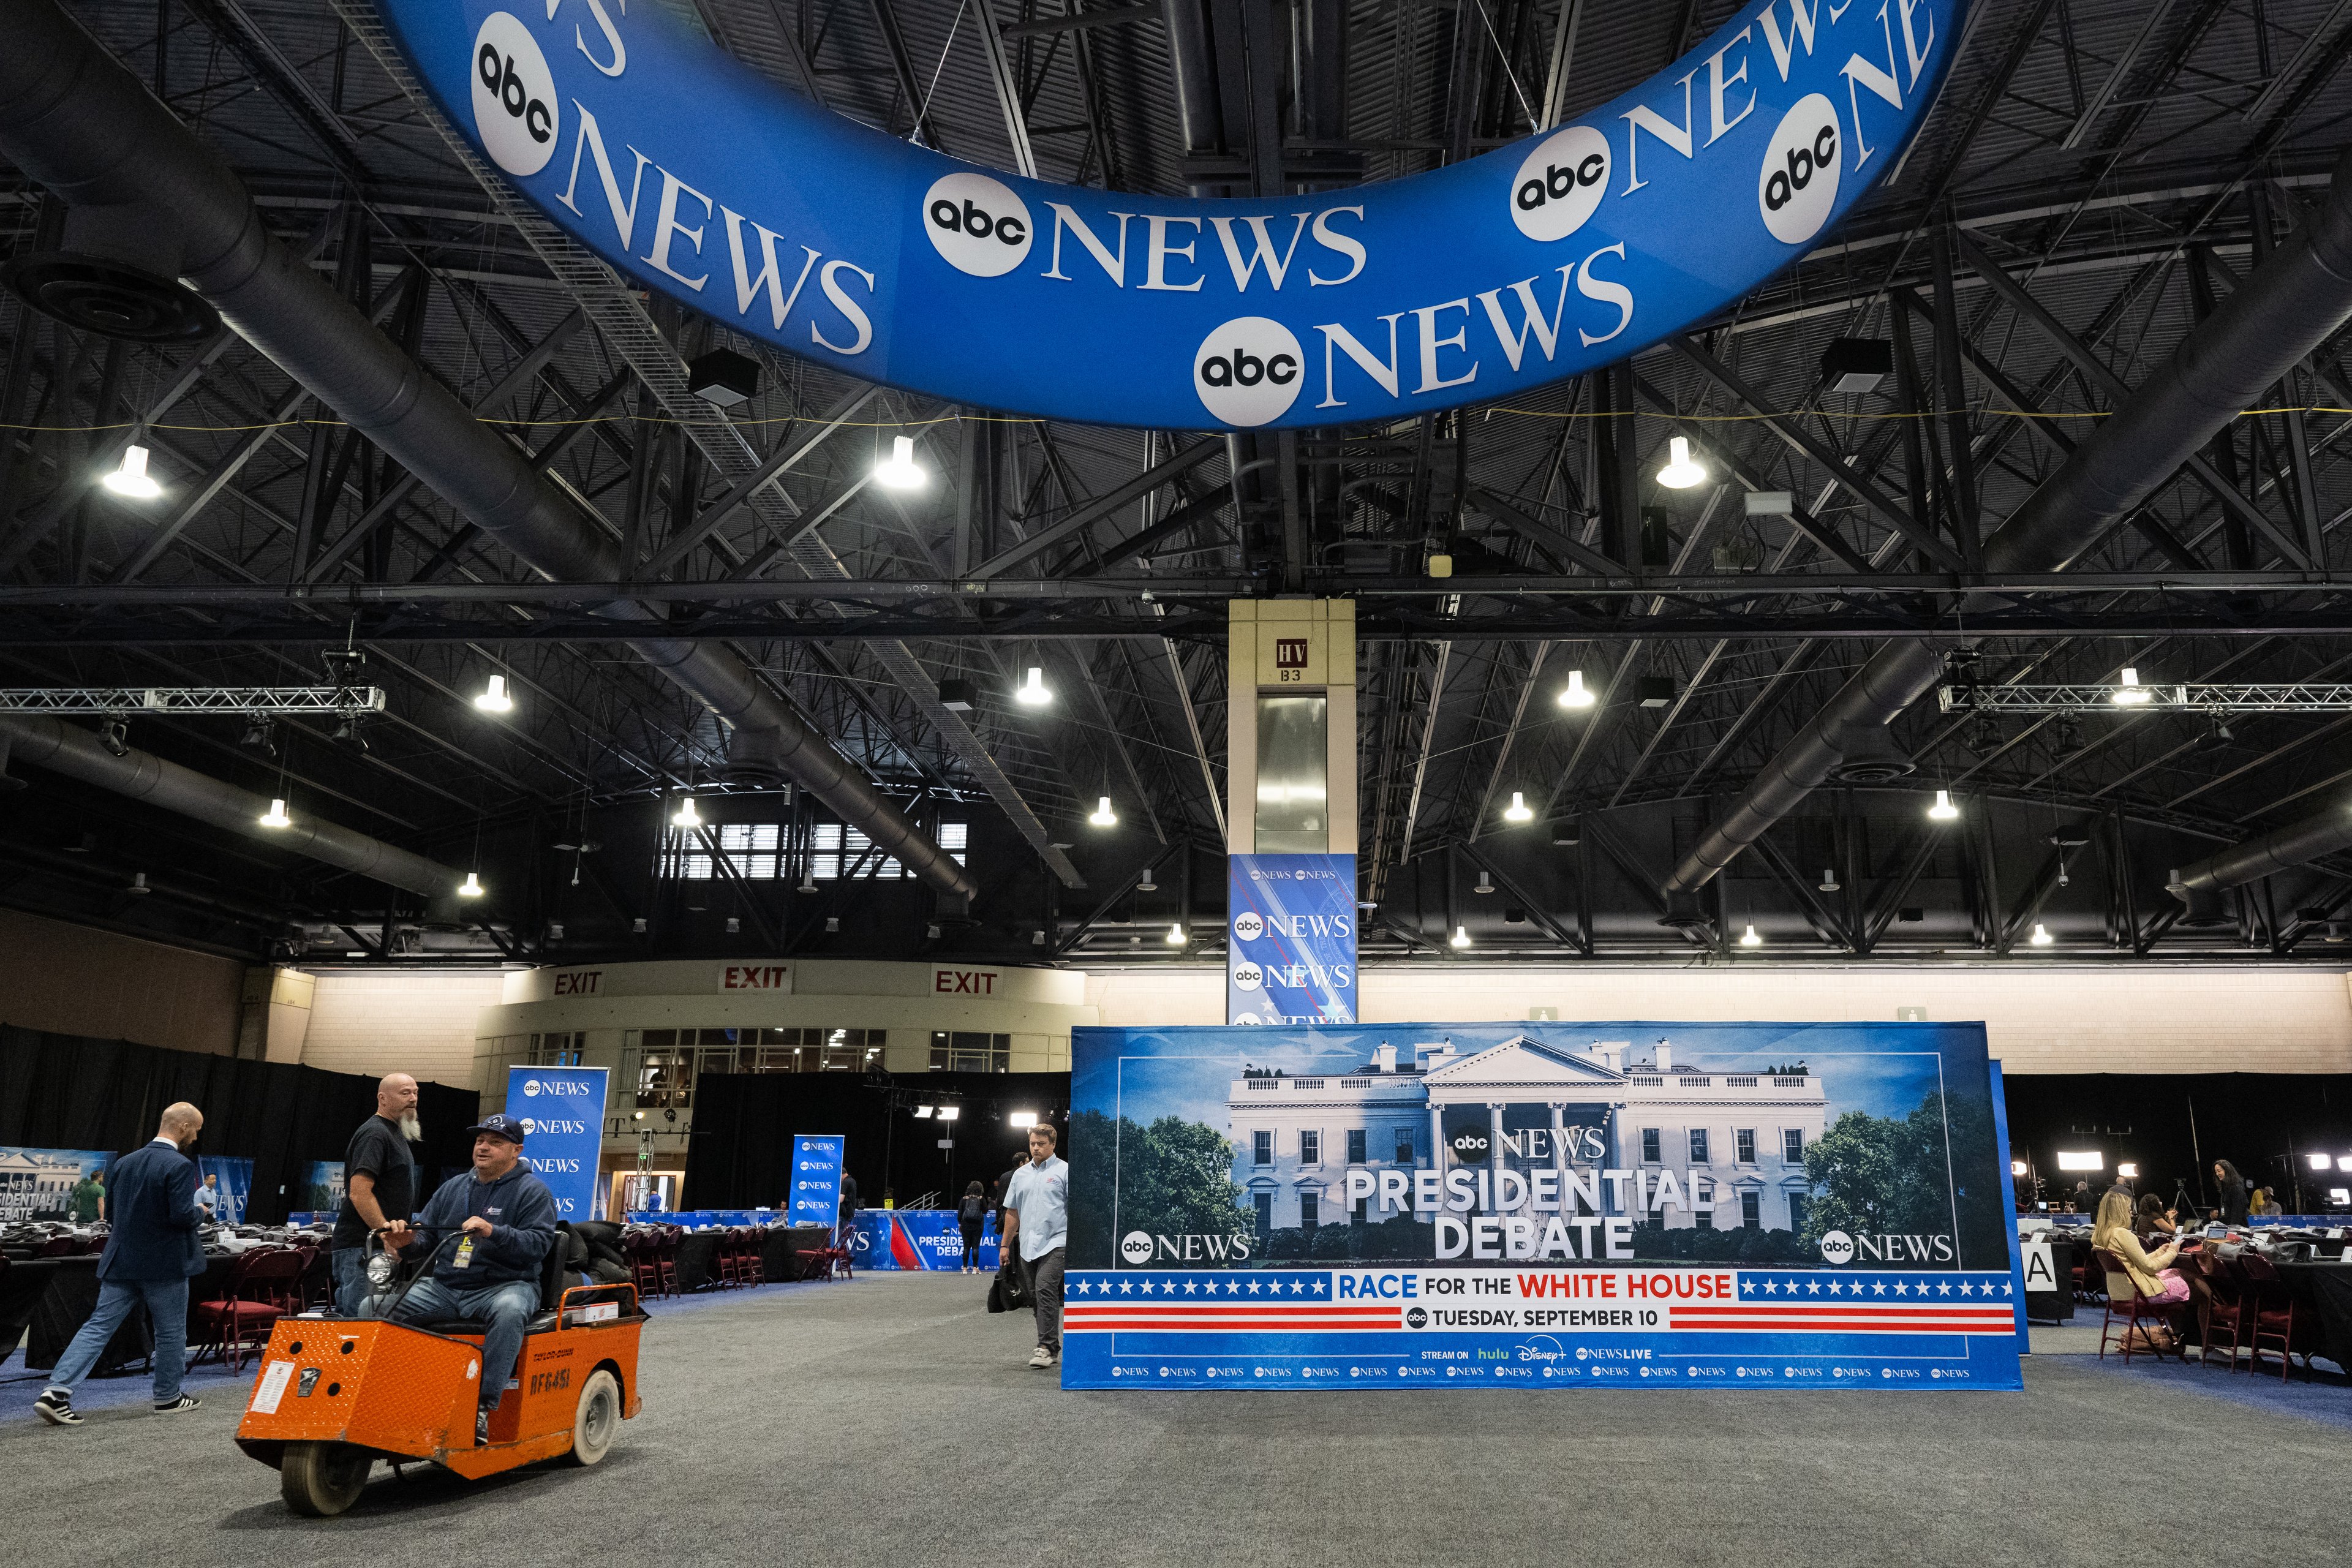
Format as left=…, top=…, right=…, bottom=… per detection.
left=1938, top=684, right=2352, bottom=714
left=0, top=686, right=388, bottom=716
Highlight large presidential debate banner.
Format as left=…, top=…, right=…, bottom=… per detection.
left=507, top=1065, right=607, bottom=1220
left=1065, top=1022, right=2022, bottom=1390
left=374, top=0, right=1966, bottom=430
left=0, top=1146, right=113, bottom=1223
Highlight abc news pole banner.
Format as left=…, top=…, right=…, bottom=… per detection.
left=788, top=1134, right=846, bottom=1227
left=378, top=0, right=1964, bottom=431
left=507, top=1066, right=606, bottom=1221
left=1065, top=1021, right=2022, bottom=1391
left=1228, top=854, right=1357, bottom=1025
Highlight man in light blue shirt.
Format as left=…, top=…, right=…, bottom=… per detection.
left=1000, top=1123, right=1068, bottom=1369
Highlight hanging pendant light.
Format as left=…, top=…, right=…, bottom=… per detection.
left=1088, top=795, right=1118, bottom=827
left=102, top=444, right=162, bottom=499
left=258, top=798, right=292, bottom=829
left=1740, top=924, right=1762, bottom=947
left=1503, top=791, right=1534, bottom=823
left=1656, top=435, right=1706, bottom=489
left=1449, top=925, right=1471, bottom=949
left=1819, top=867, right=1840, bottom=894
left=1165, top=922, right=1188, bottom=947
left=473, top=673, right=513, bottom=713
left=458, top=872, right=486, bottom=898
left=1015, top=666, right=1052, bottom=706
left=1928, top=789, right=1960, bottom=821
left=1556, top=669, right=1596, bottom=709
left=671, top=795, right=703, bottom=829
left=874, top=434, right=926, bottom=489
left=1474, top=869, right=1495, bottom=894
left=2029, top=922, right=2053, bottom=946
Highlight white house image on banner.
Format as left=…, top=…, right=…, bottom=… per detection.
left=0, top=1148, right=87, bottom=1224
left=1226, top=1036, right=1827, bottom=1233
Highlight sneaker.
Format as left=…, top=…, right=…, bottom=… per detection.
left=153, top=1395, right=202, bottom=1415
left=476, top=1409, right=491, bottom=1447
left=1027, top=1346, right=1053, bottom=1369
left=34, top=1392, right=79, bottom=1427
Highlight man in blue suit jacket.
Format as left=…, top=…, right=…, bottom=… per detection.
left=35, top=1102, right=208, bottom=1427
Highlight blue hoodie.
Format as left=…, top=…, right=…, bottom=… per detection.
left=415, top=1161, right=558, bottom=1287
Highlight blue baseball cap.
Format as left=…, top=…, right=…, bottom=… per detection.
left=466, top=1113, right=527, bottom=1144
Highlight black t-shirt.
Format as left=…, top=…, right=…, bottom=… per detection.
left=331, top=1115, right=416, bottom=1248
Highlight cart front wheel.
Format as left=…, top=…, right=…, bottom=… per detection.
left=280, top=1440, right=372, bottom=1517
left=568, top=1369, right=621, bottom=1466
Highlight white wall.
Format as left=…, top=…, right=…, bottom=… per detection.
left=1085, top=963, right=2352, bottom=1074
left=300, top=970, right=510, bottom=1088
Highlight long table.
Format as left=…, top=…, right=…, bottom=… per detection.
left=2273, top=1261, right=2352, bottom=1370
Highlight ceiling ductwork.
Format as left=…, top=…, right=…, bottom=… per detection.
left=0, top=714, right=459, bottom=898
left=0, top=0, right=976, bottom=900
left=2167, top=803, right=2352, bottom=907
left=1662, top=141, right=2352, bottom=900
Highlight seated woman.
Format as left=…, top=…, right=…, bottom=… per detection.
left=2094, top=1189, right=2188, bottom=1352
left=2136, top=1192, right=2178, bottom=1240
left=2248, top=1187, right=2285, bottom=1218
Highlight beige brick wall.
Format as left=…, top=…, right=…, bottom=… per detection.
left=1088, top=964, right=2352, bottom=1074
left=301, top=971, right=508, bottom=1089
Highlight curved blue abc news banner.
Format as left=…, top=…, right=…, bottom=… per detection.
left=375, top=0, right=1966, bottom=431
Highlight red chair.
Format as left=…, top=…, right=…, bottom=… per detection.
left=625, top=1231, right=664, bottom=1298
left=2092, top=1246, right=2182, bottom=1363
left=36, top=1236, right=80, bottom=1257
left=190, top=1250, right=302, bottom=1371
left=2187, top=1251, right=2244, bottom=1370
left=2234, top=1253, right=2318, bottom=1381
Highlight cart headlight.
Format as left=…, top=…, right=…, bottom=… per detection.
left=366, top=1251, right=396, bottom=1287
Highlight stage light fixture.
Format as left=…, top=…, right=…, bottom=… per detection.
left=2011, top=1161, right=2028, bottom=1177
left=1503, top=791, right=1533, bottom=823
left=1656, top=435, right=1706, bottom=489
left=102, top=443, right=162, bottom=499
left=1088, top=795, right=1118, bottom=827
left=99, top=719, right=129, bottom=756
left=2117, top=1163, right=2139, bottom=1179
left=1009, top=1111, right=1039, bottom=1128
left=913, top=1106, right=933, bottom=1119
left=1015, top=666, right=1052, bottom=706
left=2339, top=1155, right=2352, bottom=1172
left=1739, top=924, right=1762, bottom=947
left=874, top=434, right=925, bottom=489
left=2311, top=1152, right=2334, bottom=1170
left=458, top=872, right=485, bottom=898
left=258, top=798, right=292, bottom=829
left=1556, top=669, right=1596, bottom=709
left=474, top=674, right=513, bottom=713
left=2111, top=667, right=2152, bottom=706
left=2055, top=1150, right=2102, bottom=1171
left=937, top=1106, right=960, bottom=1121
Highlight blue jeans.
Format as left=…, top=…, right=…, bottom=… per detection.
left=370, top=1276, right=538, bottom=1412
left=45, top=1276, right=188, bottom=1404
left=330, top=1249, right=369, bottom=1317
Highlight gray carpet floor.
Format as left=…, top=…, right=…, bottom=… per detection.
left=6, top=1272, right=2348, bottom=1567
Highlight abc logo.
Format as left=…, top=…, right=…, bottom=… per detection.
left=1120, top=1230, right=1154, bottom=1265
left=470, top=13, right=559, bottom=178
left=1758, top=93, right=1842, bottom=246
left=521, top=1079, right=541, bottom=1098
left=1231, top=1012, right=1262, bottom=1025
left=1509, top=125, right=1610, bottom=243
left=1819, top=1229, right=1856, bottom=1265
left=922, top=172, right=1031, bottom=278
left=1193, top=317, right=1303, bottom=428
left=1448, top=1127, right=1491, bottom=1164
left=1232, top=964, right=1264, bottom=993
left=516, top=1118, right=536, bottom=1134
left=1405, top=1306, right=1428, bottom=1329
left=1232, top=912, right=1265, bottom=943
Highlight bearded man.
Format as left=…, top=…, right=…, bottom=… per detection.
left=330, top=1072, right=421, bottom=1314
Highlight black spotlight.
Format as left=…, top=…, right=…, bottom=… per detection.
left=332, top=713, right=371, bottom=752
left=687, top=348, right=760, bottom=409
left=240, top=716, right=278, bottom=756
left=99, top=718, right=130, bottom=756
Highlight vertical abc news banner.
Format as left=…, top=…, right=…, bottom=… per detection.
left=507, top=1065, right=607, bottom=1221
left=1227, top=854, right=1357, bottom=1025
left=788, top=1134, right=846, bottom=1227
left=1065, top=1021, right=2022, bottom=1390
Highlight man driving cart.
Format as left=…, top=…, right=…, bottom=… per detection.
left=364, top=1113, right=556, bottom=1447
